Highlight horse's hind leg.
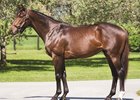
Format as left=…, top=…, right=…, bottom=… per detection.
left=118, top=65, right=125, bottom=99
left=111, top=56, right=126, bottom=100
left=104, top=50, right=126, bottom=100
left=104, top=52, right=119, bottom=100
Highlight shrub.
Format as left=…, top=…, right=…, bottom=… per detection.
left=120, top=22, right=140, bottom=52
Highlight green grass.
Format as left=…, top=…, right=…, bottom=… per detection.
left=7, top=36, right=44, bottom=50
left=0, top=50, right=140, bottom=82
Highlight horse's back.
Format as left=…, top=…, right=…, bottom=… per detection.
left=95, top=22, right=128, bottom=36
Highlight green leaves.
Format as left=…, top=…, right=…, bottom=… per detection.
left=0, top=19, right=12, bottom=46
left=121, top=22, right=140, bottom=51
left=0, top=20, right=9, bottom=35
left=45, top=0, right=139, bottom=26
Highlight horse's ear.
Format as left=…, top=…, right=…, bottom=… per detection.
left=17, top=4, right=26, bottom=11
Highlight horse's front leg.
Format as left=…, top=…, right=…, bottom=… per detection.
left=60, top=70, right=69, bottom=100
left=51, top=54, right=64, bottom=100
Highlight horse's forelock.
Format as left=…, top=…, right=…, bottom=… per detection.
left=16, top=4, right=26, bottom=14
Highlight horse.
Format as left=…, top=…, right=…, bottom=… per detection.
left=10, top=5, right=129, bottom=100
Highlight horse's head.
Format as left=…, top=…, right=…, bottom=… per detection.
left=10, top=5, right=31, bottom=34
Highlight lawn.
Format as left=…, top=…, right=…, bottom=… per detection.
left=0, top=50, right=140, bottom=82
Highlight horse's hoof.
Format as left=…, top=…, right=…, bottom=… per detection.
left=60, top=97, right=66, bottom=100
left=60, top=96, right=67, bottom=100
left=51, top=96, right=58, bottom=100
left=105, top=97, right=112, bottom=100
left=117, top=98, right=122, bottom=100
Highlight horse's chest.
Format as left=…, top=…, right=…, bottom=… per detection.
left=45, top=35, right=58, bottom=56
left=45, top=33, right=65, bottom=56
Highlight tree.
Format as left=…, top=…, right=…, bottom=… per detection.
left=0, top=20, right=11, bottom=67
left=0, top=0, right=18, bottom=67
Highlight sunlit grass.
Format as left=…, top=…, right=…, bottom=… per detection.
left=0, top=50, right=139, bottom=82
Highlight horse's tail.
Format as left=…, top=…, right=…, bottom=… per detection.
left=121, top=31, right=129, bottom=79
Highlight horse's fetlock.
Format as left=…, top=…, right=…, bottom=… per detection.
left=57, top=90, right=62, bottom=95
left=118, top=68, right=125, bottom=77
left=56, top=73, right=62, bottom=79
left=65, top=89, right=69, bottom=94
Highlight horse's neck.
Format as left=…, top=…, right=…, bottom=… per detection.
left=29, top=10, right=60, bottom=42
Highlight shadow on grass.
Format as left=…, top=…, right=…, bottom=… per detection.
left=0, top=57, right=107, bottom=72
left=1, top=56, right=139, bottom=72
left=129, top=57, right=140, bottom=61
left=25, top=96, right=134, bottom=100
left=4, top=60, right=53, bottom=72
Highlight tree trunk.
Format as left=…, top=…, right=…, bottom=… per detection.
left=0, top=39, right=6, bottom=68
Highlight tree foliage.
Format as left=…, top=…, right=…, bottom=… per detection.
left=0, top=0, right=19, bottom=66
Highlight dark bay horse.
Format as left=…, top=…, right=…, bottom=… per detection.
left=10, top=5, right=129, bottom=100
